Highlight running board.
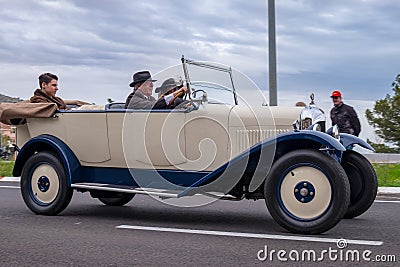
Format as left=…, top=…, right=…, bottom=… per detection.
left=71, top=183, right=179, bottom=198
left=71, top=183, right=240, bottom=200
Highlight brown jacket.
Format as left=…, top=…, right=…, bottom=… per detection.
left=30, top=89, right=68, bottom=110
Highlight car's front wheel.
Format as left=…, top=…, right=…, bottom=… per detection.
left=264, top=149, right=350, bottom=234
left=20, top=152, right=73, bottom=215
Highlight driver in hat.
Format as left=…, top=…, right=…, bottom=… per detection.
left=125, top=71, right=188, bottom=109
left=155, top=78, right=187, bottom=108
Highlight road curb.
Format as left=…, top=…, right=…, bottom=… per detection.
left=1, top=176, right=400, bottom=195
left=0, top=177, right=20, bottom=182
left=377, top=187, right=400, bottom=195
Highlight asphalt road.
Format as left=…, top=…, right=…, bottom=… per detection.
left=0, top=181, right=399, bottom=267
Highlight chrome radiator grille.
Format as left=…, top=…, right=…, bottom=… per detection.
left=236, top=128, right=290, bottom=153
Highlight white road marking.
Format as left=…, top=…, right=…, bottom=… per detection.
left=116, top=225, right=383, bottom=246
left=0, top=185, right=20, bottom=189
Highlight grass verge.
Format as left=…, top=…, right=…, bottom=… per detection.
left=0, top=161, right=14, bottom=177
left=373, top=164, right=400, bottom=187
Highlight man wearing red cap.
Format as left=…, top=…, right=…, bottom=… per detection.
left=330, top=90, right=361, bottom=136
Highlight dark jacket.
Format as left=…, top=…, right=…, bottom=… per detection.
left=124, top=90, right=167, bottom=109
left=330, top=102, right=361, bottom=136
left=30, top=89, right=68, bottom=110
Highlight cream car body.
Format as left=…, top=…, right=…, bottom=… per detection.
left=13, top=57, right=375, bottom=234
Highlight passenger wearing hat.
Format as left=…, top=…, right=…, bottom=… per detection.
left=330, top=90, right=361, bottom=136
left=124, top=71, right=188, bottom=109
left=155, top=78, right=188, bottom=108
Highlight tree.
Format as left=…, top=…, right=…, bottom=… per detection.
left=365, top=74, right=400, bottom=153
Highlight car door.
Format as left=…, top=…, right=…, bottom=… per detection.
left=114, top=110, right=187, bottom=169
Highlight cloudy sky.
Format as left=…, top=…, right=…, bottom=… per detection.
left=0, top=0, right=399, bottom=140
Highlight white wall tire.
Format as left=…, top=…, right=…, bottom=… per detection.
left=265, top=149, right=350, bottom=234
left=30, top=164, right=60, bottom=204
left=280, top=166, right=332, bottom=220
left=21, top=152, right=73, bottom=215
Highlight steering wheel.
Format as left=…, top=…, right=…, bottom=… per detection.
left=167, top=89, right=186, bottom=108
left=177, top=100, right=198, bottom=112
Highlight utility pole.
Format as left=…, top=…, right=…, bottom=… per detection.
left=268, top=0, right=278, bottom=106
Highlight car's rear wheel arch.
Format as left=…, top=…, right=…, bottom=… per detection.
left=14, top=143, right=61, bottom=175
left=13, top=136, right=81, bottom=186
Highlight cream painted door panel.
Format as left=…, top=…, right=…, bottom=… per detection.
left=121, top=111, right=187, bottom=168
left=182, top=105, right=232, bottom=171
left=27, top=113, right=111, bottom=164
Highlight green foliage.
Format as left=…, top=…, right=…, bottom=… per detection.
left=366, top=74, right=400, bottom=153
left=373, top=163, right=400, bottom=187
left=0, top=161, right=14, bottom=177
left=1, top=134, right=10, bottom=148
left=366, top=139, right=398, bottom=153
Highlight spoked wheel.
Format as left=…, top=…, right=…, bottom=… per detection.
left=98, top=193, right=135, bottom=206
left=265, top=149, right=350, bottom=234
left=341, top=151, right=378, bottom=219
left=20, top=152, right=73, bottom=215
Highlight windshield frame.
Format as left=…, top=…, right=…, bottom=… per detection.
left=181, top=56, right=238, bottom=105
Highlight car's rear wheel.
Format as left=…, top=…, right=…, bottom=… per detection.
left=264, top=149, right=350, bottom=234
left=341, top=151, right=378, bottom=219
left=98, top=193, right=135, bottom=206
left=21, top=152, right=73, bottom=215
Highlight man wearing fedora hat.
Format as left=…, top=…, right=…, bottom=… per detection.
left=330, top=90, right=361, bottom=136
left=125, top=71, right=188, bottom=109
left=155, top=77, right=188, bottom=108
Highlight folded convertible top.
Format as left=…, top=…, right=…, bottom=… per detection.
left=0, top=102, right=57, bottom=125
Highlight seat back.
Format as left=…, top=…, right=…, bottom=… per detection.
left=105, top=102, right=126, bottom=110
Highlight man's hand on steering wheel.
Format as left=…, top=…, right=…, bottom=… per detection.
left=168, top=86, right=189, bottom=107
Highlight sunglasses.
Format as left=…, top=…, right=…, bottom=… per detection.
left=332, top=96, right=340, bottom=100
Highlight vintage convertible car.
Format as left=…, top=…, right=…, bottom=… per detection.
left=10, top=57, right=376, bottom=234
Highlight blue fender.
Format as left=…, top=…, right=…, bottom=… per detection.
left=247, top=130, right=346, bottom=193
left=340, top=133, right=375, bottom=152
left=13, top=135, right=81, bottom=186
left=178, top=130, right=346, bottom=197
left=274, top=130, right=345, bottom=151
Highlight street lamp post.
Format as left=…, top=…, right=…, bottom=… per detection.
left=268, top=0, right=278, bottom=106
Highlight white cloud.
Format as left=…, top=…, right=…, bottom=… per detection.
left=0, top=0, right=398, bottom=142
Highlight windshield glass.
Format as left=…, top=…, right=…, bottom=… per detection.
left=184, top=59, right=237, bottom=105
left=190, top=82, right=235, bottom=104
left=151, top=57, right=268, bottom=107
